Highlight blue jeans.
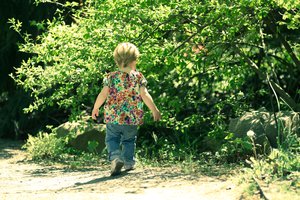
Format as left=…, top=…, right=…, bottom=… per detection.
left=105, top=123, right=138, bottom=166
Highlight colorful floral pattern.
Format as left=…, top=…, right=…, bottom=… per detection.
left=103, top=70, right=147, bottom=125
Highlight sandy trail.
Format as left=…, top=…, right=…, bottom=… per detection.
left=0, top=139, right=244, bottom=200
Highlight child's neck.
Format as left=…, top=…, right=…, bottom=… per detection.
left=118, top=67, right=132, bottom=73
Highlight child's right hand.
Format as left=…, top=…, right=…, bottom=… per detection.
left=91, top=108, right=99, bottom=120
left=152, top=109, right=161, bottom=121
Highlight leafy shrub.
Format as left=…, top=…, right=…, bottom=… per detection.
left=87, top=140, right=99, bottom=154
left=10, top=0, right=300, bottom=165
left=23, top=129, right=105, bottom=168
left=215, top=137, right=253, bottom=163
left=23, top=131, right=66, bottom=160
left=137, top=134, right=195, bottom=164
left=248, top=149, right=299, bottom=180
left=11, top=0, right=300, bottom=121
left=247, top=130, right=300, bottom=180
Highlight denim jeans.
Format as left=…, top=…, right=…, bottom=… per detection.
left=105, top=123, right=138, bottom=166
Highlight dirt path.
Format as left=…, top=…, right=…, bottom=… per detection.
left=0, top=139, right=245, bottom=200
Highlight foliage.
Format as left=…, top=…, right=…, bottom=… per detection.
left=11, top=0, right=300, bottom=111
left=87, top=140, right=99, bottom=154
left=248, top=149, right=299, bottom=180
left=22, top=128, right=105, bottom=168
left=137, top=136, right=195, bottom=163
left=236, top=127, right=300, bottom=198
left=247, top=129, right=300, bottom=181
left=9, top=0, right=300, bottom=164
left=216, top=137, right=253, bottom=162
left=0, top=0, right=74, bottom=138
left=23, top=131, right=66, bottom=160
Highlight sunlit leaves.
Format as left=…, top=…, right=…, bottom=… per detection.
left=11, top=0, right=300, bottom=138
left=8, top=18, right=23, bottom=35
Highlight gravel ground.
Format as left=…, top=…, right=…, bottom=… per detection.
left=0, top=139, right=247, bottom=200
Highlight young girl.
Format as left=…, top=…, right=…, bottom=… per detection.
left=91, top=42, right=161, bottom=176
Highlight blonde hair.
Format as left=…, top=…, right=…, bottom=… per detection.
left=113, top=42, right=140, bottom=68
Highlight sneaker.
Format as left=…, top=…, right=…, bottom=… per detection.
left=124, top=165, right=134, bottom=171
left=110, top=158, right=124, bottom=176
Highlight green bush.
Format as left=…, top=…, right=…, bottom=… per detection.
left=10, top=0, right=300, bottom=164
left=23, top=131, right=66, bottom=160
left=137, top=131, right=196, bottom=164
left=215, top=137, right=253, bottom=163
left=248, top=130, right=300, bottom=180
left=11, top=0, right=300, bottom=120
left=23, top=130, right=105, bottom=168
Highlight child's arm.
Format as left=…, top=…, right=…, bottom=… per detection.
left=140, top=86, right=161, bottom=121
left=91, top=86, right=109, bottom=120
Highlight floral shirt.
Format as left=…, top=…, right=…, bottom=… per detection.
left=103, top=70, right=147, bottom=125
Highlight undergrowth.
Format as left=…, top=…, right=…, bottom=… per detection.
left=22, top=121, right=299, bottom=187
left=23, top=131, right=107, bottom=169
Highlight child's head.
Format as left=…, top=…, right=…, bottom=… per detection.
left=113, top=42, right=140, bottom=68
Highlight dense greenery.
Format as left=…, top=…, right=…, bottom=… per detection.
left=2, top=0, right=299, bottom=180
left=10, top=0, right=300, bottom=146
left=3, top=1, right=297, bottom=192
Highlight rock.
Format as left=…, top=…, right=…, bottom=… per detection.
left=54, top=120, right=106, bottom=154
left=229, top=108, right=300, bottom=148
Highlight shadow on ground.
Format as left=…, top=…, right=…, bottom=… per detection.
left=0, top=139, right=24, bottom=159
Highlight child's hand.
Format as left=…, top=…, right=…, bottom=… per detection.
left=91, top=108, right=99, bottom=120
left=152, top=109, right=161, bottom=121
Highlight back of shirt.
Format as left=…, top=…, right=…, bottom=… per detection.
left=103, top=70, right=147, bottom=125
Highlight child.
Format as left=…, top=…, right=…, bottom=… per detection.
left=91, top=42, right=161, bottom=176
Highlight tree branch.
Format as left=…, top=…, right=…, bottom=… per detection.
left=136, top=11, right=183, bottom=46
left=168, top=32, right=198, bottom=56
left=276, top=32, right=300, bottom=68
left=234, top=46, right=300, bottom=111
left=267, top=14, right=300, bottom=68
left=168, top=15, right=222, bottom=56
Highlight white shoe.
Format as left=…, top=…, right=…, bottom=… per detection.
left=110, top=158, right=124, bottom=176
